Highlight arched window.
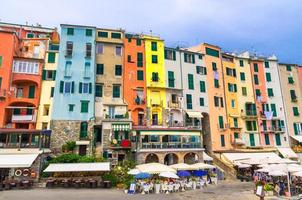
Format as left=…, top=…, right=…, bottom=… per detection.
left=80, top=121, right=88, bottom=139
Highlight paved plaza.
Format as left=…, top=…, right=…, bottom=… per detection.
left=0, top=180, right=263, bottom=200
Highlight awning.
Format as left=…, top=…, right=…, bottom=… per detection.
left=186, top=111, right=203, bottom=118
left=0, top=154, right=39, bottom=168
left=222, top=152, right=281, bottom=164
left=203, top=152, right=213, bottom=161
left=291, top=135, right=302, bottom=143
left=277, top=147, right=298, bottom=159
left=43, top=162, right=111, bottom=172
left=76, top=141, right=90, bottom=145
left=112, top=124, right=130, bottom=131
left=135, top=163, right=176, bottom=174
left=140, top=131, right=200, bottom=136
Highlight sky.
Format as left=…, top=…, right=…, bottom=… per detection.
left=0, top=0, right=301, bottom=64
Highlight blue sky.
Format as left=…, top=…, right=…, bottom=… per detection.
left=1, top=0, right=301, bottom=64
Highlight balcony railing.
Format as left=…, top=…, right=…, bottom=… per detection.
left=168, top=101, right=181, bottom=109
left=246, top=110, right=257, bottom=116
left=12, top=115, right=35, bottom=122
left=262, top=126, right=286, bottom=132
left=141, top=142, right=201, bottom=149
left=110, top=139, right=131, bottom=148
left=134, top=97, right=145, bottom=105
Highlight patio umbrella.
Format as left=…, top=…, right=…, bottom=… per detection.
left=135, top=172, right=151, bottom=179
left=128, top=168, right=141, bottom=175
left=237, top=163, right=252, bottom=169
left=268, top=170, right=287, bottom=177
left=170, top=163, right=196, bottom=170
left=136, top=163, right=176, bottom=174
left=159, top=171, right=179, bottom=179
left=177, top=170, right=191, bottom=177
left=292, top=171, right=302, bottom=177
left=191, top=163, right=216, bottom=169
left=192, top=170, right=207, bottom=177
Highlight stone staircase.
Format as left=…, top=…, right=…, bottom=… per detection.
left=211, top=154, right=237, bottom=180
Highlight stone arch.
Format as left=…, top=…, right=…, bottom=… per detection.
left=164, top=153, right=179, bottom=165
left=145, top=153, right=159, bottom=163
left=184, top=152, right=199, bottom=164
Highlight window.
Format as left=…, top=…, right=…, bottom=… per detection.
left=60, top=81, right=74, bottom=94
left=113, top=85, right=120, bottom=98
left=137, top=70, right=144, bottom=80
left=168, top=71, right=175, bottom=87
left=80, top=122, right=88, bottom=138
left=28, top=85, right=35, bottom=98
left=66, top=41, right=73, bottom=57
left=127, top=55, right=132, bottom=62
left=152, top=72, right=159, bottom=82
left=253, top=63, right=258, bottom=72
left=96, top=64, right=104, bottom=75
left=96, top=43, right=104, bottom=54
left=98, top=31, right=108, bottom=38
left=271, top=103, right=277, bottom=117
left=293, top=123, right=302, bottom=135
left=288, top=77, right=294, bottom=84
left=265, top=61, right=269, bottom=68
left=255, top=89, right=261, bottom=97
left=42, top=70, right=56, bottom=81
left=228, top=83, right=237, bottom=92
left=267, top=88, right=274, bottom=97
left=205, top=47, right=219, bottom=57
left=196, top=66, right=207, bottom=75
left=79, top=82, right=91, bottom=94
left=293, top=107, right=299, bottom=116
left=249, top=134, right=255, bottom=146
left=188, top=74, right=194, bottom=89
left=43, top=105, right=50, bottom=116
left=115, top=46, right=122, bottom=56
left=50, top=87, right=54, bottom=97
left=219, top=116, right=224, bottom=129
left=68, top=104, right=74, bottom=112
left=86, top=29, right=92, bottom=36
left=275, top=134, right=281, bottom=146
left=242, top=87, right=247, bottom=96
left=0, top=56, right=2, bottom=67
left=239, top=60, right=244, bottom=67
left=240, top=72, right=245, bottom=81
left=111, top=32, right=121, bottom=39
left=214, top=79, right=219, bottom=88
left=151, top=55, right=158, bottom=63
left=234, top=132, right=239, bottom=139
left=246, top=121, right=257, bottom=131
left=115, top=65, right=122, bottom=76
left=67, top=28, right=74, bottom=35
left=290, top=90, right=297, bottom=101
left=164, top=49, right=176, bottom=60
left=151, top=42, right=157, bottom=51
left=254, top=75, right=259, bottom=85
left=226, top=68, right=236, bottom=77
left=186, top=94, right=192, bottom=109
left=136, top=38, right=142, bottom=46
left=13, top=61, right=39, bottom=74
left=198, top=54, right=202, bottom=59
left=199, top=98, right=204, bottom=106
left=233, top=118, right=238, bottom=127
left=27, top=33, right=34, bottom=38
left=200, top=81, right=206, bottom=92
left=48, top=52, right=56, bottom=63
left=80, top=101, right=89, bottom=113
left=137, top=52, right=143, bottom=67
left=231, top=99, right=235, bottom=108
left=212, top=62, right=217, bottom=71
left=184, top=53, right=195, bottom=63
left=286, top=65, right=292, bottom=71
left=265, top=73, right=271, bottom=82
left=214, top=96, right=219, bottom=107
left=220, top=135, right=225, bottom=147
left=95, top=84, right=103, bottom=97
left=85, top=43, right=92, bottom=58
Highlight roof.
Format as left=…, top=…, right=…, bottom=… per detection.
left=61, top=24, right=96, bottom=29
left=0, top=153, right=39, bottom=168
left=0, top=22, right=55, bottom=32
left=44, top=162, right=111, bottom=172
left=0, top=128, right=51, bottom=135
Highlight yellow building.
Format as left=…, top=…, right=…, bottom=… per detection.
left=36, top=42, right=59, bottom=129
left=143, top=35, right=166, bottom=126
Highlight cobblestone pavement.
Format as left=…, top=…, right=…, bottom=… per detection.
left=0, top=180, right=261, bottom=200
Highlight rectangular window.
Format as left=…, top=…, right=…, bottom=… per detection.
left=196, top=66, right=207, bottom=75
left=288, top=77, right=294, bottom=84
left=290, top=90, right=297, bottom=101
left=28, top=85, right=35, bottom=98
left=214, top=79, right=219, bottom=88
left=79, top=82, right=90, bottom=94
left=151, top=55, right=158, bottom=63
left=200, top=81, right=206, bottom=92
left=80, top=101, right=89, bottom=113
left=267, top=88, right=274, bottom=97
left=220, top=135, right=225, bottom=147
left=266, top=73, right=271, bottom=82
left=50, top=87, right=54, bottom=97
left=68, top=104, right=74, bottom=112
left=151, top=42, right=157, bottom=51
left=234, top=132, right=239, bottom=139
left=113, top=85, right=120, bottom=98
left=111, top=32, right=121, bottom=39
left=127, top=55, right=132, bottom=62
left=0, top=56, right=2, bottom=67
left=66, top=41, right=73, bottom=57
left=205, top=47, right=219, bottom=57
left=255, top=89, right=261, bottom=97
left=62, top=81, right=74, bottom=94
left=219, top=116, right=224, bottom=129
left=242, top=87, right=247, bottom=96
left=137, top=52, right=143, bottom=67
left=98, top=31, right=108, bottom=38
left=95, top=84, right=103, bottom=97
left=254, top=75, right=259, bottom=85
left=249, top=134, right=255, bottom=146
left=199, top=98, right=204, bottom=106
left=184, top=53, right=195, bottom=63
left=226, top=68, right=236, bottom=77
left=115, top=46, right=122, bottom=56
left=115, top=65, right=122, bottom=76
left=67, top=28, right=74, bottom=35
left=13, top=61, right=39, bottom=74
left=164, top=49, right=176, bottom=60
left=168, top=71, right=175, bottom=87
left=286, top=65, right=292, bottom=71
left=186, top=94, right=192, bottom=109
left=137, top=70, right=144, bottom=80
left=152, top=72, right=159, bottom=82
left=239, top=60, right=244, bottom=67
left=136, top=39, right=142, bottom=46
left=96, top=43, right=104, bottom=54
left=228, top=83, right=237, bottom=92
left=96, top=64, right=104, bottom=75
left=188, top=74, right=194, bottom=89
left=271, top=104, right=277, bottom=117
left=293, top=107, right=299, bottom=116
left=212, top=62, right=217, bottom=71
left=275, top=134, right=281, bottom=146
left=253, top=63, right=258, bottom=72
left=85, top=43, right=92, bottom=58
left=265, top=61, right=269, bottom=68
left=246, top=121, right=257, bottom=131
left=214, top=96, right=219, bottom=107
left=27, top=33, right=34, bottom=38
left=86, top=29, right=92, bottom=36
left=240, top=72, right=245, bottom=81
left=47, top=52, right=56, bottom=63
left=231, top=99, right=235, bottom=108
left=233, top=118, right=238, bottom=127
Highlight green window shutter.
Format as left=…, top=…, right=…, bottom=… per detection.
left=199, top=98, right=204, bottom=106
left=137, top=52, right=143, bottom=67
left=98, top=31, right=108, bottom=38
left=0, top=56, right=2, bottom=66
left=184, top=53, right=188, bottom=62
left=172, top=51, right=176, bottom=60
left=288, top=77, right=294, bottom=84
left=218, top=116, right=224, bottom=129
left=234, top=132, right=239, bottom=139
left=192, top=54, right=195, bottom=64
left=80, top=101, right=89, bottom=113
left=48, top=52, right=56, bottom=63
left=186, top=94, right=192, bottom=109
left=264, top=134, right=270, bottom=145
left=255, top=89, right=261, bottom=97
left=113, top=85, right=120, bottom=98
left=293, top=107, right=299, bottom=116
left=271, top=104, right=277, bottom=117
left=152, top=55, right=158, bottom=63
left=168, top=71, right=175, bottom=87
left=242, top=87, right=247, bottom=96
left=196, top=66, right=200, bottom=74
left=188, top=74, right=194, bottom=89
left=89, top=83, right=92, bottom=94
left=95, top=84, right=103, bottom=97
left=79, top=82, right=82, bottom=93
left=164, top=50, right=167, bottom=59
left=136, top=39, right=141, bottom=46
left=254, top=75, right=259, bottom=85
left=268, top=88, right=274, bottom=97
left=27, top=108, right=33, bottom=115
left=239, top=60, right=244, bottom=67
left=115, top=65, right=122, bottom=76
left=59, top=81, right=64, bottom=93
left=86, top=29, right=92, bottom=36
left=240, top=72, right=245, bottom=81
left=290, top=90, right=297, bottom=101
left=151, top=42, right=157, bottom=51
left=52, top=70, right=56, bottom=80
left=286, top=65, right=292, bottom=71
left=71, top=81, right=75, bottom=93
left=80, top=122, right=88, bottom=138
left=234, top=84, right=237, bottom=92
left=253, top=63, right=258, bottom=72
left=67, top=28, right=74, bottom=35
left=294, top=123, right=299, bottom=135
left=275, top=134, right=281, bottom=146
left=137, top=70, right=144, bottom=80
left=214, top=79, right=219, bottom=88
left=249, top=134, right=255, bottom=146
left=111, top=32, right=121, bottom=39
left=97, top=64, right=104, bottom=74
left=50, top=87, right=54, bottom=97
left=42, top=69, right=46, bottom=80
left=212, top=62, right=217, bottom=70
left=205, top=47, right=219, bottom=57
left=220, top=135, right=225, bottom=147
left=200, top=81, right=206, bottom=92
left=266, top=73, right=271, bottom=82
left=28, top=85, right=35, bottom=98
left=265, top=61, right=269, bottom=68
left=13, top=108, right=20, bottom=115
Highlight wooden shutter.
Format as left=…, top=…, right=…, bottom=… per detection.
left=71, top=81, right=74, bottom=93
left=79, top=82, right=82, bottom=93
left=89, top=83, right=92, bottom=94
left=59, top=81, right=64, bottom=93
left=28, top=85, right=35, bottom=98
left=53, top=70, right=56, bottom=80
left=42, top=69, right=46, bottom=80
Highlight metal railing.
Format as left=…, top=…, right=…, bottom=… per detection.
left=140, top=142, right=201, bottom=149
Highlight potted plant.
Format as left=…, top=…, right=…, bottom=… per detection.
left=264, top=183, right=274, bottom=196
left=210, top=173, right=218, bottom=185
left=192, top=177, right=197, bottom=190
left=155, top=179, right=161, bottom=194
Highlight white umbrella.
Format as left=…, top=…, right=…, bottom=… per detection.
left=191, top=163, right=216, bottom=169
left=269, top=170, right=287, bottom=176
left=159, top=171, right=179, bottom=179
left=128, top=168, right=141, bottom=175
left=136, top=163, right=176, bottom=174
left=170, top=163, right=196, bottom=170
left=255, top=167, right=270, bottom=173
left=238, top=163, right=252, bottom=169
left=292, top=171, right=302, bottom=177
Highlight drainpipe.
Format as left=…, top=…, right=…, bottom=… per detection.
left=179, top=49, right=185, bottom=126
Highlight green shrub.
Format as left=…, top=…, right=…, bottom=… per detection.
left=264, top=183, right=274, bottom=191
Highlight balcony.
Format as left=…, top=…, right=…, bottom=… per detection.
left=110, top=139, right=131, bottom=149
left=241, top=110, right=257, bottom=118
left=150, top=100, right=163, bottom=107
left=168, top=101, right=181, bottom=109
left=231, top=138, right=245, bottom=146
left=12, top=114, right=35, bottom=122
left=134, top=97, right=145, bottom=105
left=262, top=126, right=286, bottom=132
left=140, top=142, right=201, bottom=149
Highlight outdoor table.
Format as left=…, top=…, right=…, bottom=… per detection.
left=21, top=180, right=30, bottom=189
left=103, top=181, right=111, bottom=188
left=62, top=179, right=69, bottom=188
left=74, top=180, right=81, bottom=188
left=89, top=180, right=97, bottom=188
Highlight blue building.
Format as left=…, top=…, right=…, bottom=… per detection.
left=51, top=24, right=96, bottom=155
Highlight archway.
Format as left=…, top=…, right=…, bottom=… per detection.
left=164, top=153, right=178, bottom=165
left=145, top=153, right=159, bottom=163
left=184, top=152, right=199, bottom=164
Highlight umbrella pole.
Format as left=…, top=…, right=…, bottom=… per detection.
left=287, top=172, right=291, bottom=197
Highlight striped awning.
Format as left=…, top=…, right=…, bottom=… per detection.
left=112, top=124, right=130, bottom=131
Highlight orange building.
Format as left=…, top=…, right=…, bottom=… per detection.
left=123, top=34, right=146, bottom=126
